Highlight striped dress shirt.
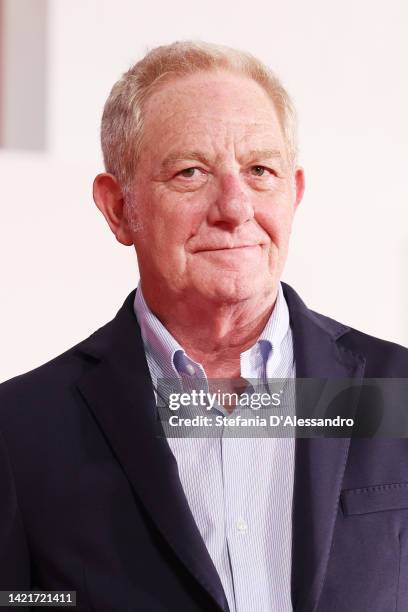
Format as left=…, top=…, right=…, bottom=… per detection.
left=134, top=283, right=295, bottom=612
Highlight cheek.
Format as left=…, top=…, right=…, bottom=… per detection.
left=144, top=196, right=204, bottom=260
left=159, top=190, right=206, bottom=239
left=257, top=207, right=294, bottom=245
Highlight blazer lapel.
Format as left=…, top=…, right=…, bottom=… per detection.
left=75, top=290, right=229, bottom=612
left=282, top=283, right=366, bottom=612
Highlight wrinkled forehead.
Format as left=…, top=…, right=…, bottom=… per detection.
left=140, top=70, right=286, bottom=160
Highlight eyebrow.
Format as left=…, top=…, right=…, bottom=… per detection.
left=160, top=151, right=212, bottom=170
left=160, top=147, right=283, bottom=171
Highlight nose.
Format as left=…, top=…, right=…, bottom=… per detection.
left=208, top=173, right=254, bottom=228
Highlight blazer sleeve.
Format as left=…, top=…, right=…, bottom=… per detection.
left=0, top=428, right=31, bottom=589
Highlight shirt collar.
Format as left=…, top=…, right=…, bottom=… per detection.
left=134, top=282, right=290, bottom=382
left=134, top=285, right=184, bottom=381
left=239, top=283, right=290, bottom=378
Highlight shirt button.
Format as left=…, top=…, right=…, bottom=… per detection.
left=236, top=518, right=248, bottom=534
left=185, top=363, right=195, bottom=376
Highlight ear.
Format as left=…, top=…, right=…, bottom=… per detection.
left=93, top=173, right=134, bottom=246
left=293, top=166, right=305, bottom=210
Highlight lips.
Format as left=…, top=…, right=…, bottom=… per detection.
left=196, top=244, right=260, bottom=252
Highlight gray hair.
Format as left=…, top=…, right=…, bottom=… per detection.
left=101, top=40, right=298, bottom=194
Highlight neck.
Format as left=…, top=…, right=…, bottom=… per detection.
left=140, top=283, right=278, bottom=378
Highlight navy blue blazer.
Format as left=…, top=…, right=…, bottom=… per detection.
left=1, top=283, right=408, bottom=611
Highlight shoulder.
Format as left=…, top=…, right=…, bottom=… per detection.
left=0, top=321, right=111, bottom=433
left=0, top=289, right=138, bottom=432
left=310, top=308, right=408, bottom=376
left=0, top=344, right=85, bottom=443
left=281, top=282, right=408, bottom=377
left=1, top=337, right=93, bottom=402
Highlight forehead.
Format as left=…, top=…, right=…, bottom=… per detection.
left=141, top=70, right=285, bottom=157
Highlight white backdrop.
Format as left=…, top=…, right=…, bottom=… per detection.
left=1, top=0, right=407, bottom=382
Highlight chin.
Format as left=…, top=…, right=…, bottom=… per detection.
left=198, top=276, right=267, bottom=305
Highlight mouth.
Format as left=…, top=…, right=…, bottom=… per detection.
left=196, top=245, right=261, bottom=253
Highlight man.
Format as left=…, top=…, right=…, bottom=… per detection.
left=0, top=41, right=407, bottom=612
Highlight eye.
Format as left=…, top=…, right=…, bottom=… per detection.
left=178, top=167, right=200, bottom=178
left=250, top=165, right=269, bottom=176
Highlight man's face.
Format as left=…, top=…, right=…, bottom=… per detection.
left=128, top=70, right=304, bottom=305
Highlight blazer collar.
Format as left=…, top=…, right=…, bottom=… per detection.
left=76, top=284, right=366, bottom=612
